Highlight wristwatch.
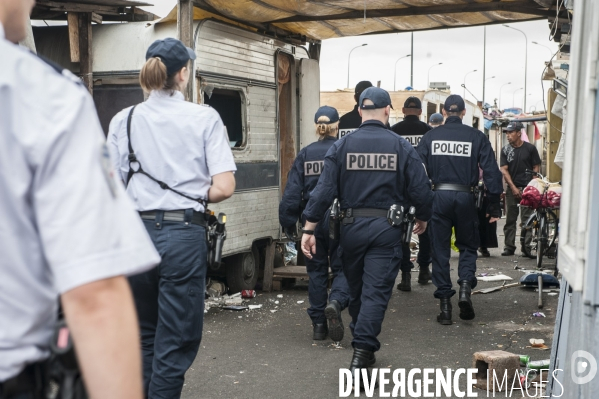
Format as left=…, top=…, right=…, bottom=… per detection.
left=302, top=229, right=314, bottom=235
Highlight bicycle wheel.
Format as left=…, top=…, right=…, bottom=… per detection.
left=521, top=215, right=539, bottom=259
left=536, top=214, right=546, bottom=269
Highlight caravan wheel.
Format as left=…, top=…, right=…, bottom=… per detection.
left=226, top=247, right=259, bottom=293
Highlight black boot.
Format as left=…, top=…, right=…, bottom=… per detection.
left=313, top=322, right=328, bottom=340
left=325, top=300, right=344, bottom=342
left=458, top=281, right=475, bottom=320
left=397, top=271, right=411, bottom=291
left=349, top=348, right=377, bottom=390
left=417, top=264, right=431, bottom=285
left=436, top=298, right=452, bottom=325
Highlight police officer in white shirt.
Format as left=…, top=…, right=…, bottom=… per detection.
left=0, top=1, right=160, bottom=398
left=107, top=38, right=236, bottom=398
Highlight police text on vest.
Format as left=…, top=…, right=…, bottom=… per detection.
left=339, top=129, right=356, bottom=138
left=346, top=153, right=397, bottom=171
left=305, top=160, right=324, bottom=176
left=403, top=135, right=423, bottom=147
left=432, top=140, right=472, bottom=157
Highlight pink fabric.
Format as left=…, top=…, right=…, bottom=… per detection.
left=520, top=128, right=530, bottom=142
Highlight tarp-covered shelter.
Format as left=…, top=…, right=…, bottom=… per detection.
left=176, top=0, right=564, bottom=42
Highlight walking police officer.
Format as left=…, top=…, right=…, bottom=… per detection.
left=338, top=81, right=373, bottom=138
left=417, top=95, right=502, bottom=325
left=390, top=96, right=433, bottom=291
left=1, top=2, right=160, bottom=397
left=108, top=38, right=236, bottom=397
left=301, top=87, right=433, bottom=383
left=279, top=106, right=350, bottom=343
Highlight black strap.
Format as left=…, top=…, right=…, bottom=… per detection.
left=343, top=208, right=388, bottom=218
left=125, top=106, right=208, bottom=208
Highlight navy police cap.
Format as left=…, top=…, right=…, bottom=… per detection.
left=443, top=94, right=466, bottom=113
left=429, top=113, right=444, bottom=124
left=314, top=105, right=339, bottom=124
left=146, top=38, right=196, bottom=76
left=359, top=87, right=394, bottom=110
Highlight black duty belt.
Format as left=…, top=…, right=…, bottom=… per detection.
left=140, top=210, right=207, bottom=226
left=433, top=183, right=474, bottom=193
left=0, top=361, right=47, bottom=398
left=341, top=208, right=389, bottom=224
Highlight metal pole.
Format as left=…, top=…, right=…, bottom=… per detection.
left=427, top=62, right=442, bottom=90
left=347, top=43, right=367, bottom=89
left=504, top=25, right=528, bottom=113
left=394, top=54, right=411, bottom=91
left=499, top=82, right=511, bottom=109
left=482, top=26, right=486, bottom=105
left=463, top=69, right=477, bottom=99
left=410, top=32, right=414, bottom=88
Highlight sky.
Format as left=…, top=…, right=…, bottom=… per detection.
left=142, top=1, right=556, bottom=112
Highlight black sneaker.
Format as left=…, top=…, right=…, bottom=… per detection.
left=478, top=248, right=490, bottom=257
left=325, top=300, right=344, bottom=342
left=501, top=249, right=515, bottom=256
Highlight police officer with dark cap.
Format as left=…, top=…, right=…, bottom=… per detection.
left=417, top=94, right=502, bottom=325
left=279, top=105, right=350, bottom=343
left=429, top=113, right=444, bottom=128
left=390, top=96, right=433, bottom=292
left=301, top=87, right=433, bottom=384
left=338, top=81, right=373, bottom=138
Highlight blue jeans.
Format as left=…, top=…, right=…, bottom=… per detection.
left=129, top=210, right=207, bottom=399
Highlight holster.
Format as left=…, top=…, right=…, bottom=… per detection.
left=475, top=181, right=484, bottom=210
left=207, top=211, right=227, bottom=270
left=329, top=199, right=340, bottom=240
left=402, top=206, right=416, bottom=244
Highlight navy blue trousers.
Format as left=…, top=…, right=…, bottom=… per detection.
left=400, top=229, right=432, bottom=272
left=429, top=192, right=479, bottom=299
left=128, top=210, right=207, bottom=399
left=339, top=217, right=403, bottom=352
left=306, top=213, right=350, bottom=324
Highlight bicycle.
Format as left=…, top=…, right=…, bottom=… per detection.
left=518, top=170, right=560, bottom=308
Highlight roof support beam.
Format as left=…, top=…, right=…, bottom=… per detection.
left=267, top=1, right=554, bottom=24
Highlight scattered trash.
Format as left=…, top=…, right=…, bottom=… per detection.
left=530, top=338, right=549, bottom=350
left=277, top=294, right=284, bottom=298
left=479, top=274, right=513, bottom=282
left=472, top=282, right=519, bottom=295
left=241, top=290, right=257, bottom=298
left=548, top=293, right=558, bottom=296
left=533, top=312, right=546, bottom=317
left=270, top=310, right=277, bottom=313
left=205, top=292, right=244, bottom=310
left=478, top=272, right=489, bottom=277
left=223, top=305, right=248, bottom=311
left=248, top=304, right=263, bottom=310
left=206, top=279, right=227, bottom=297
left=297, top=300, right=305, bottom=304
left=274, top=301, right=279, bottom=304
left=527, top=359, right=551, bottom=370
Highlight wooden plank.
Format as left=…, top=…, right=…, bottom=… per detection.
left=78, top=12, right=93, bottom=94
left=178, top=0, right=194, bottom=101
left=91, top=12, right=103, bottom=24
left=67, top=13, right=80, bottom=63
left=262, top=241, right=276, bottom=292
left=273, top=265, right=308, bottom=278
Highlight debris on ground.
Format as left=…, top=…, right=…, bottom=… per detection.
left=472, top=282, right=519, bottom=295
left=478, top=273, right=513, bottom=282
left=248, top=305, right=263, bottom=310
left=533, top=312, right=546, bottom=317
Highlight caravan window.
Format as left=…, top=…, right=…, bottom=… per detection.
left=93, top=84, right=144, bottom=135
left=203, top=88, right=246, bottom=149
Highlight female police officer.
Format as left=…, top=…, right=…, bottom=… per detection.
left=108, top=38, right=236, bottom=398
left=279, top=106, right=350, bottom=343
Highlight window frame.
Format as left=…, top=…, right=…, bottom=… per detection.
left=197, top=77, right=249, bottom=152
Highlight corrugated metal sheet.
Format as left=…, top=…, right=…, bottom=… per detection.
left=158, top=0, right=556, bottom=41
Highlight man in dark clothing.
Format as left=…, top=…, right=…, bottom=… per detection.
left=429, top=113, right=444, bottom=128
left=500, top=121, right=542, bottom=256
left=338, top=81, right=373, bottom=138
left=390, top=96, right=433, bottom=291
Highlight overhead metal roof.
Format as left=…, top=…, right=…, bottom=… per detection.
left=32, top=0, right=156, bottom=22
left=184, top=0, right=562, bottom=42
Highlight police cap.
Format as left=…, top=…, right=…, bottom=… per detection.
left=359, top=87, right=394, bottom=110
left=443, top=94, right=466, bottom=113
left=429, top=113, right=444, bottom=124
left=314, top=105, right=339, bottom=124
left=505, top=121, right=524, bottom=132
left=404, top=96, right=422, bottom=109
left=146, top=38, right=196, bottom=76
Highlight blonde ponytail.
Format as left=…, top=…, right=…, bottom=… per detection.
left=315, top=116, right=339, bottom=139
left=139, top=57, right=180, bottom=93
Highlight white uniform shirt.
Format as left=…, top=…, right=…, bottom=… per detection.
left=107, top=90, right=237, bottom=212
left=0, top=23, right=160, bottom=381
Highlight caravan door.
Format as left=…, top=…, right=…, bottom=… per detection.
left=298, top=59, right=321, bottom=150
